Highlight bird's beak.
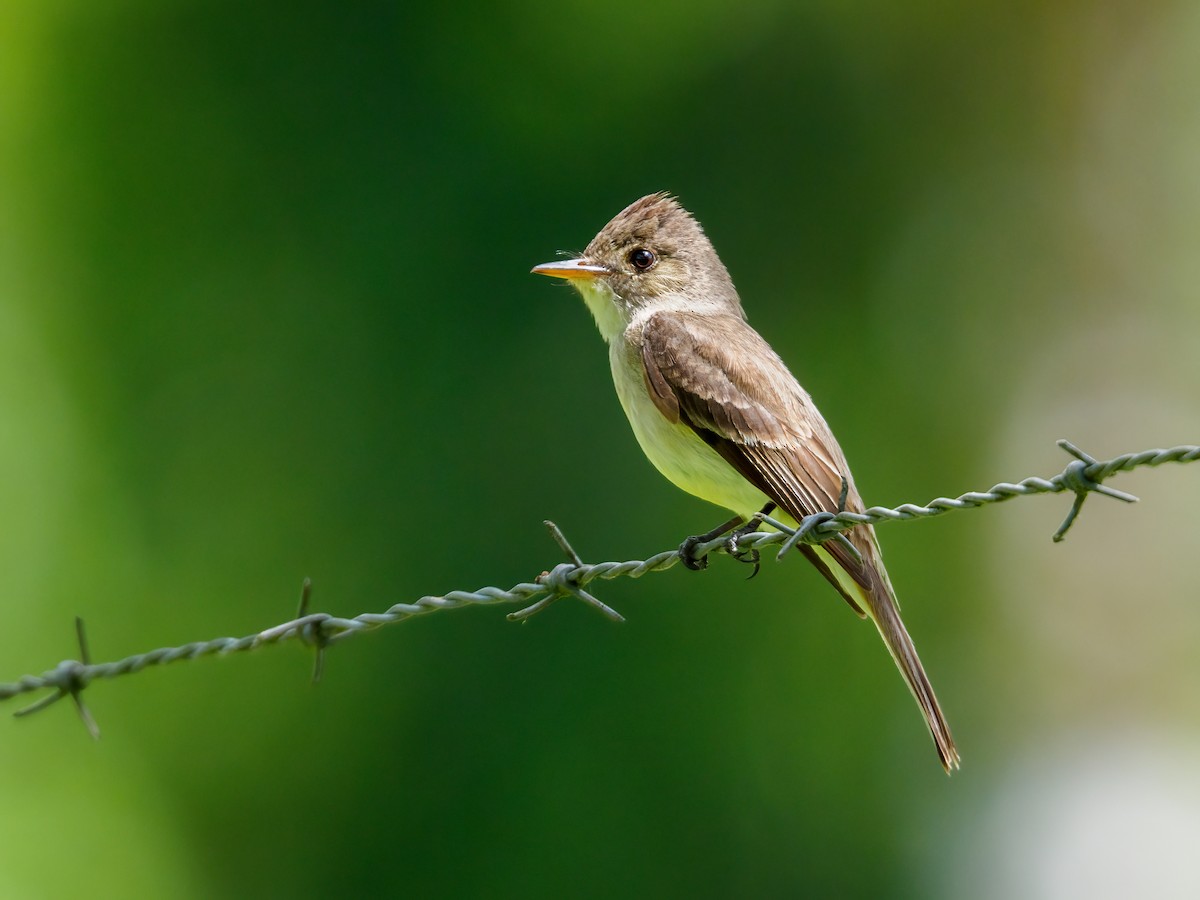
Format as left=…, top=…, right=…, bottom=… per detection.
left=531, top=258, right=608, bottom=280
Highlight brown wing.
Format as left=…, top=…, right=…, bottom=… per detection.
left=638, top=311, right=846, bottom=506
left=638, top=310, right=879, bottom=615
left=639, top=311, right=960, bottom=772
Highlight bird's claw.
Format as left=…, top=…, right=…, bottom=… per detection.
left=679, top=504, right=775, bottom=574
left=677, top=535, right=711, bottom=570
left=726, top=516, right=770, bottom=579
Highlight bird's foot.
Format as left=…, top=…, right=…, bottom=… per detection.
left=677, top=513, right=745, bottom=571
left=725, top=502, right=776, bottom=579
left=678, top=503, right=777, bottom=573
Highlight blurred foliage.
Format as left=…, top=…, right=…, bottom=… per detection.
left=1, top=1, right=1198, bottom=897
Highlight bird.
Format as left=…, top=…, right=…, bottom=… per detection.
left=531, top=192, right=959, bottom=771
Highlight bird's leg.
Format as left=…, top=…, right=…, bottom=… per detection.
left=726, top=502, right=777, bottom=579
left=678, top=513, right=746, bottom=571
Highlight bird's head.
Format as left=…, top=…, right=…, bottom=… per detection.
left=532, top=192, right=742, bottom=341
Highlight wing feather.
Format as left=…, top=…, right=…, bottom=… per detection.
left=638, top=310, right=959, bottom=771
left=640, top=311, right=873, bottom=604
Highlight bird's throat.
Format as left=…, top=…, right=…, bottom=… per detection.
left=572, top=279, right=629, bottom=344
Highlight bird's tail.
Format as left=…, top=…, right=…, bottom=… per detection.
left=862, top=581, right=960, bottom=773
left=810, top=540, right=959, bottom=772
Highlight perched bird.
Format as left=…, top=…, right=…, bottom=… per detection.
left=532, top=193, right=959, bottom=771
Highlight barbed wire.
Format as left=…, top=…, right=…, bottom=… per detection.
left=2, top=439, right=1196, bottom=736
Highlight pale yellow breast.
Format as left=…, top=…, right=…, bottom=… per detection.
left=608, top=341, right=770, bottom=519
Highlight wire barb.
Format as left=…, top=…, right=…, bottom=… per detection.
left=544, top=520, right=584, bottom=567
left=14, top=617, right=100, bottom=739
left=295, top=578, right=329, bottom=683
left=508, top=522, right=627, bottom=623
left=1, top=440, right=1196, bottom=730
left=1051, top=440, right=1140, bottom=542
left=771, top=512, right=863, bottom=564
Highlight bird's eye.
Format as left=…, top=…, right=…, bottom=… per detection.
left=629, top=248, right=656, bottom=271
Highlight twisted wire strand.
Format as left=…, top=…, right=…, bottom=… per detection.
left=2, top=440, right=1196, bottom=727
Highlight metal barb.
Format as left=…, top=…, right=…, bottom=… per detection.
left=771, top=512, right=863, bottom=565
left=72, top=689, right=101, bottom=740
left=14, top=684, right=68, bottom=718
left=14, top=618, right=100, bottom=739
left=506, top=593, right=559, bottom=622
left=75, top=616, right=91, bottom=666
left=296, top=577, right=313, bottom=618
left=1057, top=438, right=1096, bottom=465
left=544, top=520, right=584, bottom=567
left=774, top=512, right=824, bottom=560
left=1052, top=441, right=1141, bottom=542
left=511, top=562, right=627, bottom=624
left=294, top=579, right=328, bottom=683
left=305, top=624, right=328, bottom=684
left=508, top=525, right=627, bottom=623
left=72, top=617, right=100, bottom=739
left=568, top=586, right=627, bottom=623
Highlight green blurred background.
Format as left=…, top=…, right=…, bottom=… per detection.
left=2, top=1, right=1199, bottom=897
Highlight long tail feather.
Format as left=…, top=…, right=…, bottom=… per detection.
left=862, top=582, right=960, bottom=773
left=811, top=541, right=959, bottom=772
